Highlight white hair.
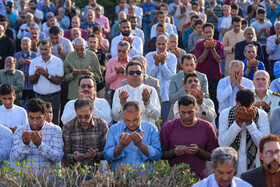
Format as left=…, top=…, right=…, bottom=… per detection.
left=73, top=37, right=86, bottom=46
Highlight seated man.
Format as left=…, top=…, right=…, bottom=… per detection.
left=241, top=134, right=280, bottom=186
left=61, top=76, right=112, bottom=125
left=104, top=101, right=162, bottom=171
left=160, top=94, right=218, bottom=179
left=63, top=98, right=108, bottom=167
left=217, top=60, right=254, bottom=113
left=0, top=124, right=13, bottom=167
left=0, top=84, right=27, bottom=133
left=112, top=61, right=161, bottom=124
left=193, top=147, right=252, bottom=187
left=219, top=89, right=270, bottom=177
left=243, top=44, right=265, bottom=80
left=10, top=98, right=64, bottom=170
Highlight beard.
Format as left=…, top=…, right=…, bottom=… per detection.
left=267, top=160, right=280, bottom=170
left=122, top=31, right=130, bottom=37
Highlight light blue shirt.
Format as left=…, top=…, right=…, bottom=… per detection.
left=104, top=121, right=162, bottom=171
left=269, top=78, right=280, bottom=93
left=267, top=34, right=280, bottom=60
left=0, top=124, right=13, bottom=167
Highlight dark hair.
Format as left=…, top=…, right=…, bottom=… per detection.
left=49, top=26, right=61, bottom=35
left=192, top=1, right=199, bottom=6
left=184, top=72, right=200, bottom=84
left=92, top=25, right=102, bottom=33
left=39, top=40, right=52, bottom=48
left=178, top=94, right=197, bottom=108
left=129, top=16, right=138, bottom=21
left=231, top=3, right=239, bottom=10
left=257, top=7, right=266, bottom=14
left=156, top=23, right=166, bottom=29
left=242, top=19, right=248, bottom=25
left=26, top=98, right=47, bottom=114
left=203, top=23, right=214, bottom=31
left=259, top=134, right=280, bottom=153
left=87, top=33, right=99, bottom=41
left=0, top=83, right=15, bottom=95
left=120, top=19, right=130, bottom=26
left=5, top=2, right=13, bottom=8
left=29, top=0, right=37, bottom=4
left=78, top=75, right=96, bottom=87
left=123, top=101, right=141, bottom=112
left=155, top=0, right=163, bottom=3
left=236, top=89, right=255, bottom=107
left=231, top=16, right=241, bottom=24
left=125, top=60, right=144, bottom=75
left=45, top=102, right=52, bottom=109
left=182, top=53, right=197, bottom=64
left=157, top=10, right=165, bottom=16
left=160, top=3, right=168, bottom=10
left=195, top=19, right=203, bottom=26
left=191, top=14, right=199, bottom=21
left=0, top=15, right=9, bottom=22
left=74, top=98, right=93, bottom=111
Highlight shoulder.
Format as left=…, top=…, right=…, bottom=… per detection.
left=0, top=124, right=12, bottom=136
left=233, top=176, right=253, bottom=187
left=15, top=69, right=25, bottom=76
left=45, top=122, right=62, bottom=132
left=13, top=105, right=26, bottom=113
left=141, top=121, right=158, bottom=131
left=241, top=166, right=264, bottom=179
left=162, top=118, right=180, bottom=130
left=92, top=116, right=108, bottom=127
left=219, top=107, right=231, bottom=117
left=107, top=57, right=119, bottom=63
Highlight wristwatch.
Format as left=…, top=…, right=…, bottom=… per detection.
left=48, top=74, right=51, bottom=79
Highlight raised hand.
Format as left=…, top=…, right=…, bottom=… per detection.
left=119, top=133, right=132, bottom=147
left=81, top=66, right=91, bottom=75
left=87, top=148, right=98, bottom=159
left=142, top=88, right=152, bottom=105
left=30, top=131, right=42, bottom=148
left=131, top=131, right=143, bottom=147
left=119, top=90, right=129, bottom=106
left=74, top=151, right=84, bottom=161
left=72, top=66, right=81, bottom=76
left=22, top=130, right=31, bottom=145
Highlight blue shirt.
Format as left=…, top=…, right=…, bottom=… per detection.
left=182, top=28, right=194, bottom=52
left=243, top=59, right=265, bottom=80
left=266, top=3, right=280, bottom=24
left=80, top=21, right=100, bottom=31
left=0, top=124, right=13, bottom=167
left=104, top=121, right=162, bottom=171
left=141, top=2, right=156, bottom=23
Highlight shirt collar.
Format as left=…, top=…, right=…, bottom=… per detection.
left=40, top=55, right=53, bottom=64
left=124, top=122, right=144, bottom=133
left=74, top=50, right=87, bottom=58
left=5, top=69, right=16, bottom=74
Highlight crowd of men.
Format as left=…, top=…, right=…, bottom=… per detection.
left=0, top=0, right=280, bottom=186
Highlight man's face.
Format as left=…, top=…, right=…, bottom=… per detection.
left=253, top=72, right=269, bottom=91
left=129, top=0, right=136, bottom=5
left=168, top=37, right=178, bottom=49
left=179, top=104, right=197, bottom=126
left=21, top=40, right=31, bottom=53
left=71, top=30, right=81, bottom=40
left=128, top=7, right=135, bottom=14
left=28, top=111, right=46, bottom=131
left=89, top=0, right=96, bottom=6
left=191, top=18, right=199, bottom=27
left=88, top=37, right=99, bottom=51
left=192, top=4, right=199, bottom=12
left=46, top=107, right=53, bottom=123
left=25, top=15, right=33, bottom=24
left=0, top=93, right=16, bottom=109
left=49, top=17, right=57, bottom=26
left=31, top=29, right=39, bottom=40
left=120, top=22, right=131, bottom=37
left=58, top=8, right=65, bottom=17
left=95, top=7, right=101, bottom=16
left=71, top=17, right=80, bottom=28
left=182, top=58, right=196, bottom=74
left=5, top=6, right=11, bottom=14
left=186, top=76, right=200, bottom=89
left=258, top=13, right=266, bottom=22
left=78, top=78, right=96, bottom=99
left=275, top=24, right=280, bottom=35
left=4, top=58, right=16, bottom=72
left=19, top=10, right=26, bottom=18
left=232, top=21, right=241, bottom=33
left=231, top=9, right=238, bottom=17
left=76, top=106, right=93, bottom=127
left=155, top=1, right=161, bottom=8
left=126, top=65, right=143, bottom=88
left=75, top=44, right=86, bottom=57
left=29, top=2, right=37, bottom=10
left=212, top=162, right=236, bottom=187
left=87, top=11, right=95, bottom=23
left=129, top=18, right=137, bottom=29
left=124, top=106, right=142, bottom=131
left=204, top=26, right=214, bottom=40
left=230, top=64, right=243, bottom=79
left=223, top=8, right=230, bottom=17
left=245, top=29, right=254, bottom=42
left=119, top=0, right=127, bottom=8
left=260, top=141, right=280, bottom=173
left=49, top=33, right=60, bottom=45
left=40, top=44, right=52, bottom=59
left=118, top=13, right=126, bottom=22
left=117, top=45, right=129, bottom=61
left=160, top=6, right=167, bottom=13
left=156, top=26, right=166, bottom=36
left=156, top=37, right=168, bottom=53
left=158, top=14, right=166, bottom=24
left=244, top=47, right=257, bottom=61
left=196, top=24, right=203, bottom=35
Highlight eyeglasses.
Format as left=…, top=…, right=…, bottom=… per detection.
left=77, top=114, right=91, bottom=120
left=80, top=84, right=94, bottom=89
left=128, top=70, right=142, bottom=75
left=75, top=47, right=85, bottom=52
left=118, top=49, right=128, bottom=53
left=265, top=150, right=280, bottom=158
left=28, top=116, right=43, bottom=122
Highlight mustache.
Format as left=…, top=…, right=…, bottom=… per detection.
left=267, top=160, right=280, bottom=170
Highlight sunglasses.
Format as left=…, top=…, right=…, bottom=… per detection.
left=128, top=70, right=142, bottom=75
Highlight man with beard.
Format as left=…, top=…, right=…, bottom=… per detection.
left=241, top=134, right=280, bottom=186
left=160, top=94, right=219, bottom=179
left=110, top=19, right=143, bottom=58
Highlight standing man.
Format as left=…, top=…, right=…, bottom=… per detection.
left=29, top=40, right=64, bottom=125
left=0, top=124, right=13, bottom=167
left=80, top=10, right=100, bottom=35
left=64, top=16, right=88, bottom=41
left=0, top=25, right=15, bottom=70
left=56, top=7, right=70, bottom=32
left=161, top=94, right=219, bottom=179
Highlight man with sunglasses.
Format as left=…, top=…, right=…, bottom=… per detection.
left=112, top=61, right=160, bottom=124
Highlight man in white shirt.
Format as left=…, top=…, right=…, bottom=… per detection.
left=217, top=60, right=255, bottom=113
left=129, top=16, right=144, bottom=44
left=218, top=89, right=270, bottom=177
left=29, top=40, right=64, bottom=125
left=193, top=147, right=252, bottom=187
left=112, top=61, right=160, bottom=124
left=110, top=19, right=143, bottom=58
left=28, top=0, right=43, bottom=27
left=61, top=75, right=112, bottom=126
left=0, top=83, right=27, bottom=133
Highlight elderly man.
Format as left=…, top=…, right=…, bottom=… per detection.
left=241, top=134, right=280, bottom=186
left=0, top=124, right=13, bottom=167
left=61, top=75, right=112, bottom=125
left=10, top=98, right=64, bottom=170
left=243, top=44, right=265, bottom=80
left=64, top=37, right=101, bottom=100
left=30, top=26, right=41, bottom=52
left=80, top=9, right=100, bottom=34
left=64, top=16, right=88, bottom=41
left=193, top=147, right=252, bottom=187
left=104, top=101, right=162, bottom=171
left=0, top=25, right=15, bottom=69
left=0, top=56, right=25, bottom=104
left=219, top=89, right=270, bottom=177
left=63, top=98, right=108, bottom=167
left=161, top=94, right=218, bottom=179
left=29, top=40, right=64, bottom=125
left=253, top=70, right=280, bottom=117
left=56, top=7, right=70, bottom=32
left=146, top=35, right=177, bottom=125
left=217, top=60, right=254, bottom=113
left=127, top=5, right=142, bottom=29
left=235, top=27, right=264, bottom=61
left=14, top=37, right=37, bottom=101
left=112, top=61, right=161, bottom=124
left=110, top=19, right=143, bottom=58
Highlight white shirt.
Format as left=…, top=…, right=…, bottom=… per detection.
left=17, top=23, right=30, bottom=40
left=221, top=16, right=232, bottom=29
left=42, top=22, right=61, bottom=38
left=0, top=105, right=27, bottom=128
left=61, top=98, right=112, bottom=126
left=111, top=84, right=161, bottom=124
left=217, top=76, right=255, bottom=113
left=193, top=174, right=252, bottom=187
left=110, top=33, right=143, bottom=58
left=150, top=23, right=176, bottom=38
left=266, top=34, right=280, bottom=60
left=145, top=51, right=177, bottom=102
left=124, top=6, right=143, bottom=17
left=29, top=55, right=64, bottom=95
left=131, top=28, right=145, bottom=44
left=218, top=107, right=270, bottom=177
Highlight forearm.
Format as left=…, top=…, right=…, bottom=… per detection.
left=211, top=48, right=222, bottom=63
left=48, top=75, right=63, bottom=85
left=196, top=148, right=211, bottom=161
left=197, top=49, right=209, bottom=63
left=114, top=144, right=125, bottom=158
left=137, top=142, right=149, bottom=157
left=29, top=74, right=40, bottom=84
left=99, top=43, right=109, bottom=53
left=245, top=68, right=251, bottom=77
left=162, top=149, right=176, bottom=160
left=58, top=52, right=67, bottom=60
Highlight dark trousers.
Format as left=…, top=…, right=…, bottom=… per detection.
left=269, top=60, right=278, bottom=81
left=22, top=89, right=35, bottom=101
left=208, top=80, right=219, bottom=114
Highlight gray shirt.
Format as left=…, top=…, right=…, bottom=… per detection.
left=188, top=32, right=205, bottom=54
left=250, top=20, right=272, bottom=46
left=269, top=106, right=280, bottom=137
